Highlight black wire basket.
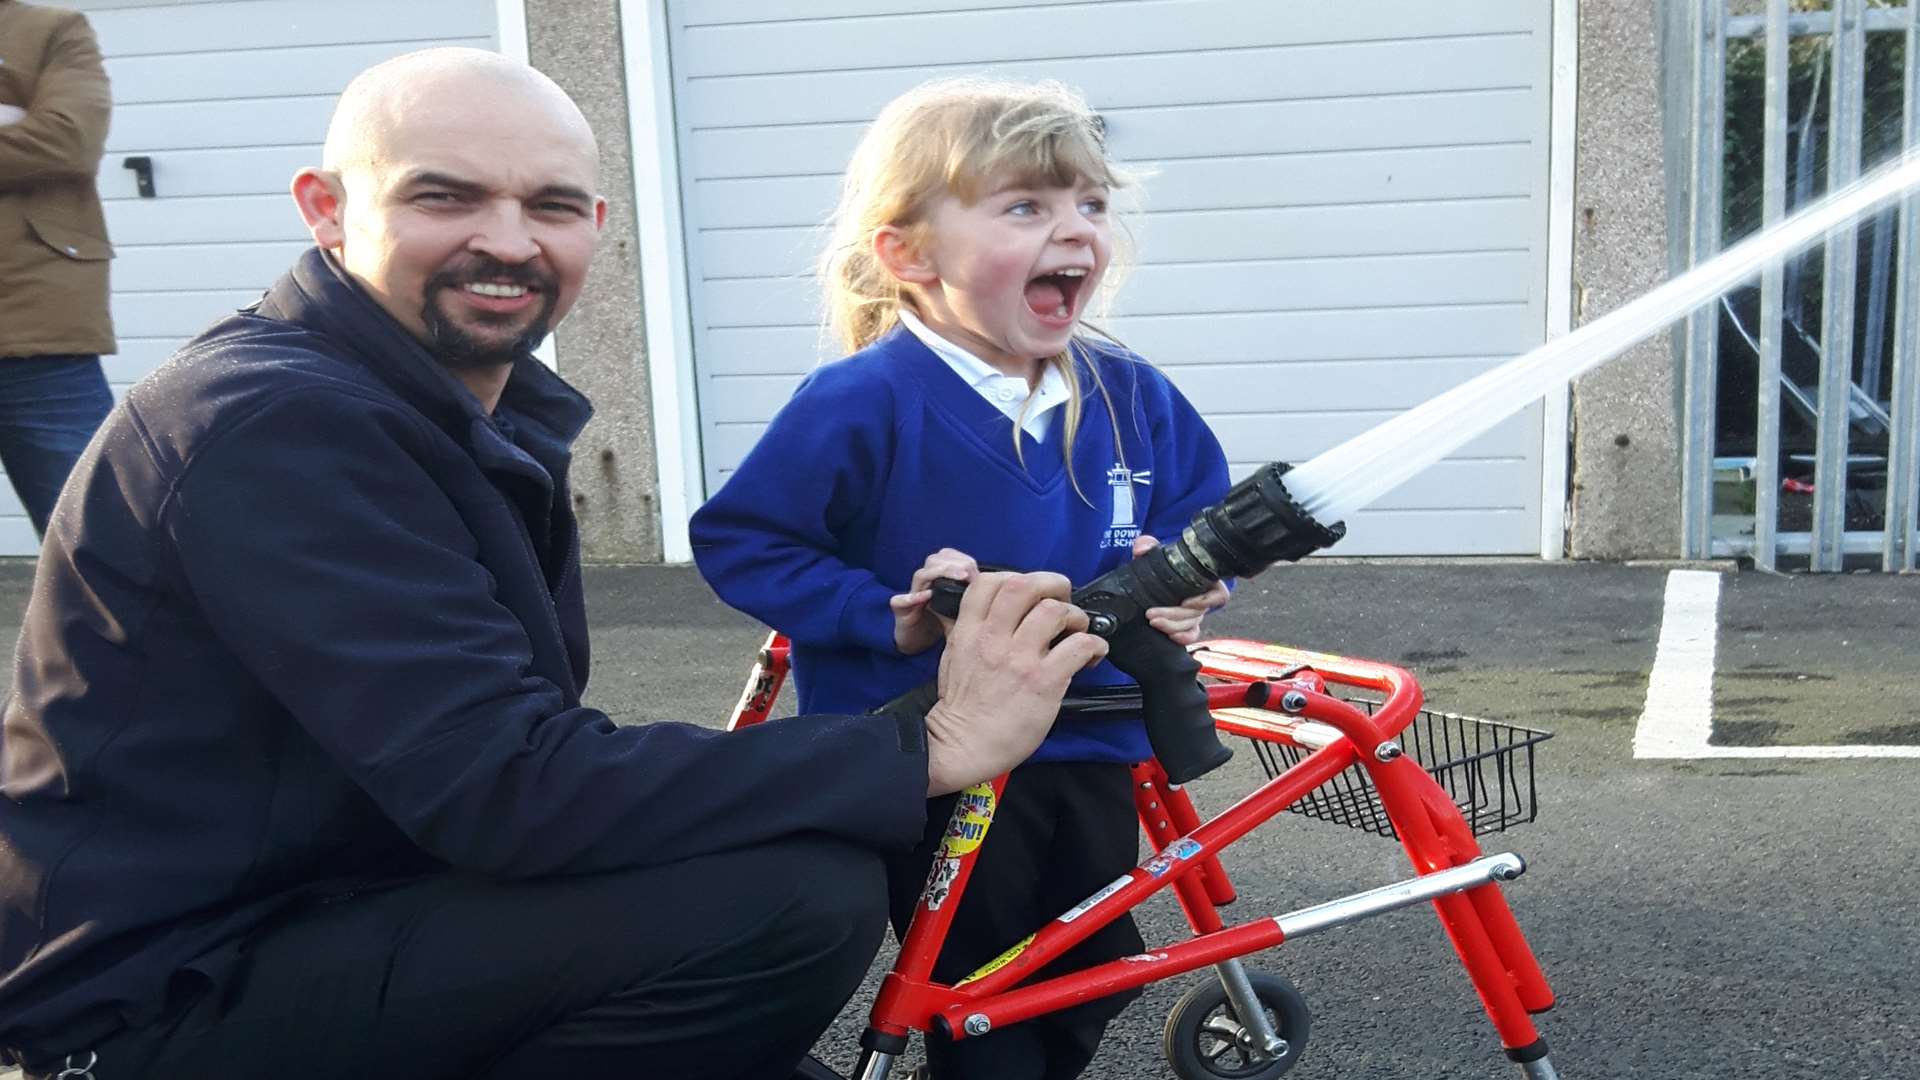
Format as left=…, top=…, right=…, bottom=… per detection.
left=1246, top=701, right=1552, bottom=838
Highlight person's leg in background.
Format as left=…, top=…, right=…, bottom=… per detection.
left=0, top=356, right=114, bottom=535
left=26, top=835, right=887, bottom=1080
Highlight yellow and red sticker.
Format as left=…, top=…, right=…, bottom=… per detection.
left=939, top=782, right=996, bottom=858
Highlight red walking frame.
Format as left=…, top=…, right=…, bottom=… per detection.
left=729, top=634, right=1560, bottom=1079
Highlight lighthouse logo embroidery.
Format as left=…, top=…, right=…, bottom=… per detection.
left=1104, top=465, right=1151, bottom=548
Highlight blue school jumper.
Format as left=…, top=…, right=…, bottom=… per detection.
left=691, top=325, right=1230, bottom=764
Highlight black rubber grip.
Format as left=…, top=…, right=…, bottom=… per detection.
left=1100, top=618, right=1231, bottom=784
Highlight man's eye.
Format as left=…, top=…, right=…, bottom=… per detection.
left=536, top=201, right=586, bottom=216
left=415, top=191, right=461, bottom=205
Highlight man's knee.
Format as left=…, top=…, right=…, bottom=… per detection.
left=760, top=836, right=890, bottom=983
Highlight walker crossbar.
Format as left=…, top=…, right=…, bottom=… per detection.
left=928, top=853, right=1525, bottom=1039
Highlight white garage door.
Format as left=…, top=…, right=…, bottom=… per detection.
left=3, top=0, right=505, bottom=554
left=666, top=0, right=1559, bottom=556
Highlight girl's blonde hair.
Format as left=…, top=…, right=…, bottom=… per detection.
left=820, top=77, right=1136, bottom=495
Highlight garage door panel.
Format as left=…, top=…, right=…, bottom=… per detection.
left=678, top=35, right=1537, bottom=129
left=687, top=88, right=1537, bottom=182
left=1131, top=201, right=1533, bottom=265
left=107, top=98, right=337, bottom=153
left=1141, top=144, right=1537, bottom=214
left=681, top=0, right=1075, bottom=25
left=693, top=143, right=1534, bottom=230
left=690, top=95, right=1541, bottom=188
left=1209, top=409, right=1536, bottom=467
left=113, top=290, right=263, bottom=339
left=702, top=325, right=829, bottom=375
left=697, top=275, right=817, bottom=331
left=677, top=2, right=1535, bottom=80
left=674, top=2, right=1557, bottom=553
left=103, top=341, right=180, bottom=384
left=700, top=249, right=1531, bottom=331
left=1170, top=358, right=1509, bottom=415
left=106, top=38, right=490, bottom=106
left=1333, top=507, right=1534, bottom=556
left=1116, top=251, right=1534, bottom=316
left=105, top=194, right=308, bottom=245
left=700, top=225, right=831, bottom=279
left=1239, top=457, right=1538, bottom=513
left=702, top=201, right=1533, bottom=279
left=96, top=146, right=316, bottom=200
left=701, top=372, right=804, bottom=425
left=1109, top=306, right=1541, bottom=366
left=705, top=421, right=773, bottom=471
left=81, top=0, right=493, bottom=57
left=114, top=241, right=312, bottom=292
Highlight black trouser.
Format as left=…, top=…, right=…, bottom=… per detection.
left=886, top=761, right=1145, bottom=1080
left=24, top=835, right=887, bottom=1080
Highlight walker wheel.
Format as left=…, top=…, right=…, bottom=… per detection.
left=1162, top=970, right=1310, bottom=1080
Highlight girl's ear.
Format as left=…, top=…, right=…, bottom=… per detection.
left=874, top=225, right=938, bottom=285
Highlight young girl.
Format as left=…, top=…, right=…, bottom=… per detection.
left=690, top=77, right=1230, bottom=1079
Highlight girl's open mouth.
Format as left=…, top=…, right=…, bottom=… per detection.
left=1024, top=267, right=1089, bottom=323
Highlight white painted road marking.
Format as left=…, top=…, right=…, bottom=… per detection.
left=1634, top=569, right=1920, bottom=759
left=1633, top=570, right=1721, bottom=757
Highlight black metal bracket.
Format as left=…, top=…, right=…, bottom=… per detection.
left=123, top=155, right=155, bottom=198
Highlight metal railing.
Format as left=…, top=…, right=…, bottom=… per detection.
left=1678, top=0, right=1920, bottom=571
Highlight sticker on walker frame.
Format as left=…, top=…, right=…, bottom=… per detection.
left=938, top=782, right=997, bottom=858
left=922, top=855, right=962, bottom=912
left=957, top=933, right=1037, bottom=986
left=1141, top=838, right=1202, bottom=878
left=1059, top=875, right=1132, bottom=923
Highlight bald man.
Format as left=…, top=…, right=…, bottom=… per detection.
left=0, top=49, right=1103, bottom=1080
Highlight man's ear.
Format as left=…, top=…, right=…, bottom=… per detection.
left=873, top=225, right=936, bottom=286
left=291, top=168, right=347, bottom=249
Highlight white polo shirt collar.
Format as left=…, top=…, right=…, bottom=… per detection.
left=897, top=308, right=1069, bottom=443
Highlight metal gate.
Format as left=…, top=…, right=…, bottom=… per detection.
left=1675, top=0, right=1920, bottom=571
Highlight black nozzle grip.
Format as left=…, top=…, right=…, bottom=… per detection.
left=928, top=576, right=970, bottom=620
left=1101, top=619, right=1230, bottom=784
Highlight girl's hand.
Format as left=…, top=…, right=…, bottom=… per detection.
left=1132, top=534, right=1230, bottom=645
left=891, top=547, right=980, bottom=654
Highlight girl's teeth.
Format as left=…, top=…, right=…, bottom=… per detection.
left=1055, top=305, right=1070, bottom=317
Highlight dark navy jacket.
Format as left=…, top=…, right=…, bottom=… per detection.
left=0, top=249, right=928, bottom=1055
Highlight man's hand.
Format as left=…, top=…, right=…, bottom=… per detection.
left=890, top=547, right=978, bottom=655
left=923, top=571, right=1107, bottom=795
left=1131, top=534, right=1230, bottom=645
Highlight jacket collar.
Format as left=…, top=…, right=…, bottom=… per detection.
left=259, top=248, right=594, bottom=453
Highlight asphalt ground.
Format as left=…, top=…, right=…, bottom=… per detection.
left=1, top=558, right=1915, bottom=1080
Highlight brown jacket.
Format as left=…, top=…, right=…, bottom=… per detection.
left=0, top=0, right=114, bottom=357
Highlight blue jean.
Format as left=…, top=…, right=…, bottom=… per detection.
left=0, top=355, right=114, bottom=536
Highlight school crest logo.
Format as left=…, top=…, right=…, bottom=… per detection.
left=1104, top=464, right=1151, bottom=549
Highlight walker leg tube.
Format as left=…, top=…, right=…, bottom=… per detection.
left=1215, top=957, right=1286, bottom=1057
left=853, top=1049, right=897, bottom=1080
left=1517, top=1054, right=1562, bottom=1079
left=1422, top=788, right=1554, bottom=1012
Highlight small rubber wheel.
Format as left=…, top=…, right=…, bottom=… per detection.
left=1162, top=970, right=1310, bottom=1080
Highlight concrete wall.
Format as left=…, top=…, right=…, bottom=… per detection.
left=527, top=0, right=663, bottom=563
left=1567, top=0, right=1686, bottom=559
